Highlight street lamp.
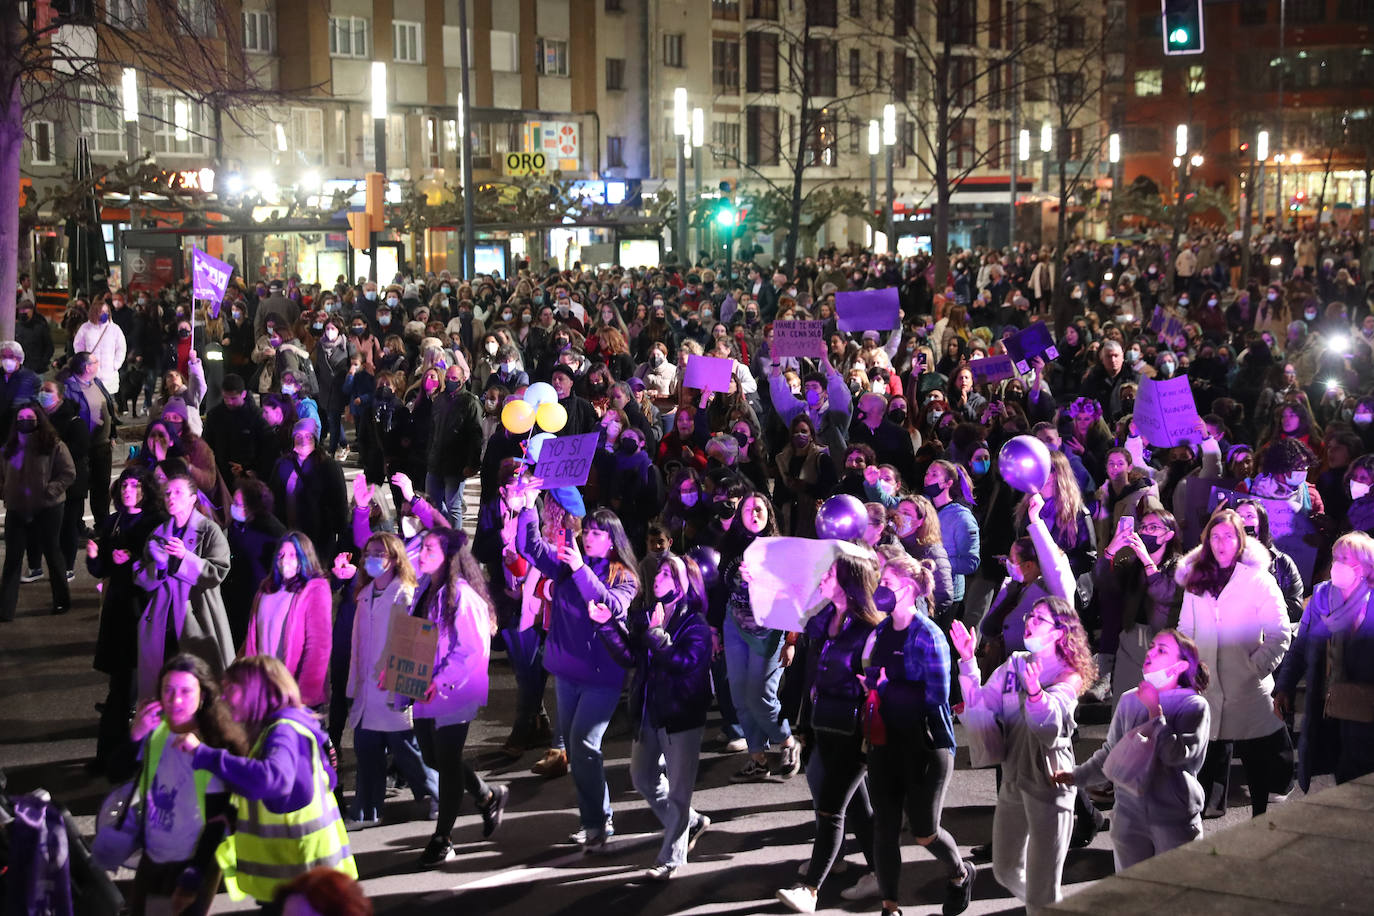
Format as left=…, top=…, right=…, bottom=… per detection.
left=1175, top=123, right=1188, bottom=158
left=883, top=103, right=896, bottom=254
left=674, top=88, right=689, bottom=264
left=370, top=61, right=387, bottom=283
left=1108, top=132, right=1120, bottom=164
left=691, top=107, right=704, bottom=195
left=1040, top=122, right=1052, bottom=193
left=1189, top=153, right=1204, bottom=168
left=122, top=68, right=141, bottom=229
left=1018, top=129, right=1031, bottom=162
left=1108, top=132, right=1121, bottom=237
left=868, top=119, right=880, bottom=231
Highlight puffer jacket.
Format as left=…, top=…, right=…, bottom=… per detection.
left=1177, top=539, right=1291, bottom=741
left=411, top=577, right=492, bottom=725
left=596, top=599, right=712, bottom=734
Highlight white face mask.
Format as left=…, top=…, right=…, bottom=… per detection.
left=1023, top=632, right=1053, bottom=654
left=485, top=340, right=499, bottom=355
left=1352, top=480, right=1372, bottom=501
left=1142, top=664, right=1181, bottom=689
left=0, top=358, right=16, bottom=374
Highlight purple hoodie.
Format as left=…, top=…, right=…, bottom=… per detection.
left=192, top=708, right=334, bottom=816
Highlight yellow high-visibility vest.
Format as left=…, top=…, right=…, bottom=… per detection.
left=216, top=717, right=356, bottom=901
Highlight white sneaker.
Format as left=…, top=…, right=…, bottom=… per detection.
left=840, top=871, right=880, bottom=901
left=721, top=737, right=747, bottom=753
left=775, top=885, right=818, bottom=913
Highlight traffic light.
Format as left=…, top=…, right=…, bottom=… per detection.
left=364, top=171, right=386, bottom=231
left=1162, top=0, right=1204, bottom=56
left=715, top=199, right=738, bottom=228
left=347, top=211, right=370, bottom=250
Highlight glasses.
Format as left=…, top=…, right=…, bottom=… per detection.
left=1139, top=523, right=1170, bottom=536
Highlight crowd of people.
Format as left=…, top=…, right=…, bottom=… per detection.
left=4, top=223, right=1374, bottom=915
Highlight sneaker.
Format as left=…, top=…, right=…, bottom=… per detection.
left=775, top=885, right=818, bottom=914
left=532, top=748, right=568, bottom=778
left=343, top=816, right=381, bottom=831
left=51, top=606, right=69, bottom=616
left=582, top=828, right=615, bottom=855
left=480, top=785, right=509, bottom=838
left=20, top=568, right=42, bottom=584
left=417, top=834, right=455, bottom=868
left=721, top=736, right=747, bottom=753
left=775, top=741, right=801, bottom=777
left=943, top=860, right=976, bottom=916
left=644, top=863, right=676, bottom=881
left=568, top=821, right=613, bottom=845
left=840, top=870, right=880, bottom=901
left=66, top=568, right=76, bottom=582
left=686, top=814, right=711, bottom=854
left=730, top=759, right=771, bottom=783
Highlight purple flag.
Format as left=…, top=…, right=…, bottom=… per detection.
left=192, top=247, right=233, bottom=318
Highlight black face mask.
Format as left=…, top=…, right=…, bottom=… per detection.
left=922, top=482, right=944, bottom=500
left=733, top=431, right=750, bottom=450
left=1243, top=524, right=1259, bottom=538
left=1139, top=532, right=1166, bottom=554
left=15, top=418, right=37, bottom=434
left=887, top=408, right=907, bottom=425
left=617, top=438, right=639, bottom=456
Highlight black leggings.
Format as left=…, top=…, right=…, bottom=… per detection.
left=413, top=718, right=490, bottom=836
left=1198, top=727, right=1294, bottom=817
left=805, top=730, right=873, bottom=889
left=867, top=727, right=964, bottom=901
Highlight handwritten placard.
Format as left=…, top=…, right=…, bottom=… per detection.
left=381, top=612, right=438, bottom=699
left=1004, top=322, right=1058, bottom=374
left=533, top=431, right=599, bottom=488
left=772, top=320, right=826, bottom=358
left=970, top=353, right=1017, bottom=384
left=683, top=354, right=734, bottom=393
left=836, top=287, right=900, bottom=332
left=1133, top=376, right=1202, bottom=447
left=1208, top=486, right=1319, bottom=588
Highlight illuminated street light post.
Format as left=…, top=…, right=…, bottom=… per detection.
left=370, top=61, right=387, bottom=284
left=883, top=104, right=895, bottom=253
left=122, top=67, right=140, bottom=230
left=674, top=88, right=688, bottom=264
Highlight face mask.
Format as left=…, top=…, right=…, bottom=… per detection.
left=312, top=321, right=325, bottom=332
left=323, top=301, right=335, bottom=312
left=400, top=516, right=421, bottom=540
left=379, top=315, right=392, bottom=326
left=485, top=340, right=499, bottom=356
left=365, top=290, right=377, bottom=301
left=99, top=312, right=110, bottom=323
left=972, top=457, right=990, bottom=476
left=1142, top=664, right=1180, bottom=689
left=1139, top=531, right=1166, bottom=554
left=15, top=418, right=37, bottom=434
left=1023, top=632, right=1053, bottom=653
left=1305, top=309, right=1318, bottom=321
left=441, top=285, right=451, bottom=294
left=928, top=409, right=945, bottom=424
left=650, top=352, right=665, bottom=367
left=680, top=491, right=699, bottom=507
left=386, top=297, right=399, bottom=308
left=1071, top=291, right=1082, bottom=299
left=1286, top=469, right=1308, bottom=488
left=894, top=515, right=916, bottom=537
left=1102, top=295, right=1115, bottom=306
left=733, top=431, right=750, bottom=450
left=1, top=358, right=16, bottom=374
left=1158, top=362, right=1175, bottom=378
left=804, top=389, right=821, bottom=407
left=232, top=309, right=244, bottom=320
left=791, top=433, right=811, bottom=450
left=1004, top=561, right=1025, bottom=583
left=1127, top=349, right=1140, bottom=362
left=324, top=328, right=339, bottom=341
left=1178, top=297, right=1189, bottom=307
left=230, top=504, right=248, bottom=523
left=502, top=310, right=514, bottom=322
left=1207, top=298, right=1218, bottom=308
left=617, top=438, right=639, bottom=456
left=1352, top=480, right=1372, bottom=500
left=444, top=379, right=460, bottom=393
left=363, top=556, right=388, bottom=578
left=1267, top=291, right=1279, bottom=302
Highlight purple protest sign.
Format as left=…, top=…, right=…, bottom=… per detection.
left=192, top=247, right=233, bottom=318
left=836, top=287, right=900, bottom=332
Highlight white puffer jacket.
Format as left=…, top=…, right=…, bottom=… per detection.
left=1176, top=540, right=1291, bottom=741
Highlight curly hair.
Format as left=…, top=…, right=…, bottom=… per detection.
left=1035, top=596, right=1097, bottom=694
left=1258, top=435, right=1316, bottom=477
left=157, top=653, right=249, bottom=756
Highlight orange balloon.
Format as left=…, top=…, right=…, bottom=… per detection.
left=502, top=399, right=536, bottom=434
left=536, top=401, right=568, bottom=433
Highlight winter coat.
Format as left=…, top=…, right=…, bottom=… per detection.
left=0, top=437, right=75, bottom=516
left=89, top=508, right=158, bottom=674
left=312, top=337, right=352, bottom=415
left=242, top=578, right=333, bottom=707
left=980, top=515, right=1076, bottom=655
left=410, top=577, right=492, bottom=726
left=596, top=600, right=713, bottom=734
left=937, top=500, right=981, bottom=603
left=515, top=506, right=637, bottom=689
left=426, top=388, right=483, bottom=477
left=71, top=319, right=128, bottom=392
left=1176, top=540, right=1291, bottom=741
left=268, top=449, right=349, bottom=561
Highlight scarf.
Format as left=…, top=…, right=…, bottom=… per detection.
left=1320, top=581, right=1370, bottom=636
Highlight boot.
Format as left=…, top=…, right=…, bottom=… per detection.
left=531, top=748, right=568, bottom=778
left=500, top=719, right=531, bottom=759
left=1084, top=653, right=1114, bottom=703
left=531, top=711, right=553, bottom=746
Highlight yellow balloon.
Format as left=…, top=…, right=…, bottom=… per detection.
left=536, top=401, right=568, bottom=433
left=502, top=399, right=536, bottom=434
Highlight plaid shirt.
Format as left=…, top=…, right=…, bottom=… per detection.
left=867, top=608, right=956, bottom=749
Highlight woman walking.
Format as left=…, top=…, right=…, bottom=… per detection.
left=0, top=404, right=75, bottom=621
left=241, top=531, right=332, bottom=708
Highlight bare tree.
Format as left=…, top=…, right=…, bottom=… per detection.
left=0, top=0, right=286, bottom=339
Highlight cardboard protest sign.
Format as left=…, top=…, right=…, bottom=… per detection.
left=1208, top=486, right=1319, bottom=588
left=683, top=355, right=735, bottom=405
left=970, top=353, right=1016, bottom=384
left=381, top=611, right=438, bottom=699
left=771, top=320, right=827, bottom=358
left=533, top=431, right=599, bottom=488
left=191, top=247, right=233, bottom=319
left=1164, top=316, right=1185, bottom=341
left=1004, top=322, right=1058, bottom=374
left=1133, top=376, right=1202, bottom=447
left=1149, top=307, right=1166, bottom=334
left=744, top=537, right=876, bottom=632
left=836, top=287, right=900, bottom=332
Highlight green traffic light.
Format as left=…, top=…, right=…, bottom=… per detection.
left=1168, top=26, right=1190, bottom=45
left=716, top=207, right=737, bottom=227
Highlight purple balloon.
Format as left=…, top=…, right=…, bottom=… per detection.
left=687, top=546, right=721, bottom=590
left=997, top=434, right=1052, bottom=495
left=815, top=494, right=868, bottom=541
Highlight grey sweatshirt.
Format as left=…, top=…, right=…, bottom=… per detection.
left=1073, top=687, right=1210, bottom=825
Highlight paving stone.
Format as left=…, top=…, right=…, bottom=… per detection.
left=1046, top=878, right=1189, bottom=913
left=1302, top=779, right=1374, bottom=812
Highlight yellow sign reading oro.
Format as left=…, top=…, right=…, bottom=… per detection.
left=504, top=151, right=548, bottom=176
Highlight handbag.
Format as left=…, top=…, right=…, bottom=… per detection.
left=90, top=754, right=147, bottom=871
left=960, top=703, right=1005, bottom=768
left=1101, top=721, right=1158, bottom=798
left=1324, top=605, right=1374, bottom=723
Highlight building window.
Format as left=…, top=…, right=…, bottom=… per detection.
left=1134, top=68, right=1162, bottom=96
left=80, top=87, right=124, bottom=154
left=805, top=38, right=837, bottom=96
left=663, top=33, right=684, bottom=68
left=150, top=91, right=208, bottom=155
left=714, top=0, right=740, bottom=19
left=490, top=30, right=519, bottom=71
left=107, top=0, right=147, bottom=28
left=1054, top=72, right=1084, bottom=104
left=951, top=118, right=976, bottom=170
left=242, top=9, right=272, bottom=52
left=1187, top=64, right=1205, bottom=94
left=1063, top=127, right=1083, bottom=159
left=848, top=47, right=861, bottom=86
left=749, top=0, right=777, bottom=18
left=334, top=109, right=349, bottom=167
left=807, top=0, right=837, bottom=27
left=988, top=120, right=1002, bottom=168
left=938, top=2, right=976, bottom=44
left=746, top=31, right=778, bottom=91
left=605, top=0, right=623, bottom=10
left=537, top=38, right=569, bottom=76
left=894, top=0, right=914, bottom=36
left=606, top=57, right=625, bottom=90
left=387, top=112, right=407, bottom=165
left=425, top=116, right=440, bottom=167
left=1055, top=14, right=1085, bottom=48
left=1121, top=125, right=1160, bottom=153
left=178, top=0, right=214, bottom=35
left=746, top=105, right=779, bottom=165
left=607, top=136, right=626, bottom=167
left=806, top=111, right=838, bottom=166
left=949, top=56, right=975, bottom=106
left=1338, top=0, right=1373, bottom=20
left=290, top=107, right=324, bottom=164
left=329, top=16, right=368, bottom=57
left=29, top=121, right=55, bottom=166
left=444, top=119, right=458, bottom=153
left=393, top=21, right=422, bottom=63
left=713, top=39, right=740, bottom=91
left=713, top=121, right=741, bottom=163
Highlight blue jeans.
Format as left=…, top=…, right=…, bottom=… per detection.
left=320, top=409, right=346, bottom=453
left=502, top=625, right=561, bottom=749
left=352, top=727, right=438, bottom=822
left=723, top=616, right=791, bottom=753
left=631, top=725, right=705, bottom=867
left=424, top=472, right=468, bottom=527
left=554, top=677, right=621, bottom=834
left=711, top=652, right=744, bottom=741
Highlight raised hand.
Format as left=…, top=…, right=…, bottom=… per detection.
left=1026, top=491, right=1046, bottom=519
left=649, top=601, right=666, bottom=629
left=391, top=471, right=415, bottom=503
left=1136, top=677, right=1161, bottom=717
left=558, top=538, right=584, bottom=572
left=333, top=552, right=357, bottom=580
left=353, top=474, right=375, bottom=508
left=1019, top=657, right=1044, bottom=696
left=950, top=619, right=976, bottom=662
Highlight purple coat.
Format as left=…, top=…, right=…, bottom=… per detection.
left=192, top=708, right=333, bottom=815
